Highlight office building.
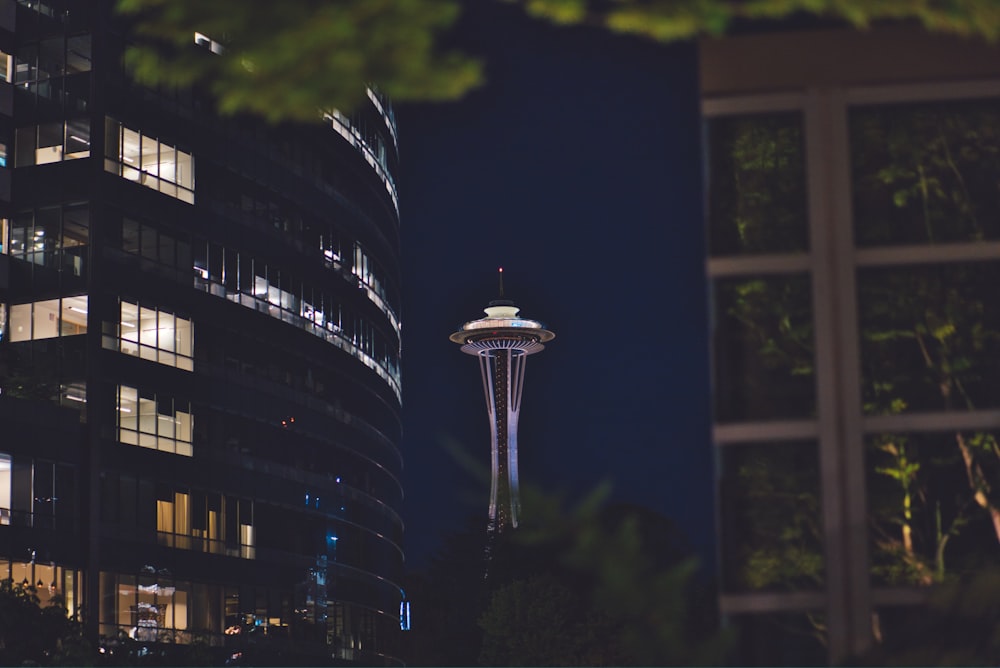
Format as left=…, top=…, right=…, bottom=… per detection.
left=0, top=0, right=404, bottom=663
left=702, top=24, right=1000, bottom=664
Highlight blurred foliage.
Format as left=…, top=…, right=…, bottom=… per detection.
left=116, top=0, right=1000, bottom=122
left=529, top=0, right=1000, bottom=42
left=0, top=578, right=92, bottom=666
left=404, top=481, right=726, bottom=666
left=721, top=444, right=824, bottom=591
left=116, top=0, right=482, bottom=122
left=855, top=567, right=1000, bottom=665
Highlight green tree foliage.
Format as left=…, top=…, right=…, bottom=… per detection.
left=478, top=488, right=727, bottom=666
left=478, top=574, right=616, bottom=665
left=403, top=482, right=724, bottom=666
left=0, top=579, right=91, bottom=666
left=116, top=0, right=1000, bottom=122
left=117, top=0, right=482, bottom=122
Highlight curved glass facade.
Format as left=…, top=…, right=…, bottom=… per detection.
left=0, top=1, right=404, bottom=664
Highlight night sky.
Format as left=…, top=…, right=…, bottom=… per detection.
left=395, top=3, right=714, bottom=571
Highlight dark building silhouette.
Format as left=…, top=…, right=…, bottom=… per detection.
left=701, top=24, right=1000, bottom=665
left=0, top=0, right=404, bottom=663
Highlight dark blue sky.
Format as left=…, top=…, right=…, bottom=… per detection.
left=395, top=3, right=713, bottom=570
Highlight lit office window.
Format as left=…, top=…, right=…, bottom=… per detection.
left=156, top=489, right=254, bottom=558
left=8, top=295, right=88, bottom=342
left=115, top=300, right=193, bottom=371
left=117, top=385, right=193, bottom=457
left=0, top=453, right=10, bottom=525
left=7, top=205, right=90, bottom=275
left=14, top=119, right=90, bottom=166
left=104, top=118, right=194, bottom=204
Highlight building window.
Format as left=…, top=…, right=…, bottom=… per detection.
left=102, top=574, right=190, bottom=643
left=719, top=441, right=824, bottom=592
left=8, top=295, right=88, bottom=342
left=104, top=118, right=194, bottom=204
left=111, top=300, right=194, bottom=371
left=154, top=489, right=254, bottom=558
left=706, top=113, right=809, bottom=255
left=14, top=120, right=90, bottom=166
left=0, top=453, right=10, bottom=525
left=7, top=205, right=90, bottom=275
left=117, top=385, right=193, bottom=457
left=706, top=85, right=1000, bottom=659
left=192, top=241, right=401, bottom=400
left=848, top=97, right=1000, bottom=590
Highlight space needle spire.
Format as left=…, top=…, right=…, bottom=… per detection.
left=450, top=269, right=555, bottom=533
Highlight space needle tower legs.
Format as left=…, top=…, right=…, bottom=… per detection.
left=450, top=269, right=555, bottom=533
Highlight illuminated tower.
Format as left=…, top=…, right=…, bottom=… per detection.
left=450, top=270, right=554, bottom=532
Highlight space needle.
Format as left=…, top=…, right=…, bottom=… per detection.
left=450, top=269, right=555, bottom=533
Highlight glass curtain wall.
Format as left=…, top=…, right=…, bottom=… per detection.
left=707, top=86, right=1000, bottom=660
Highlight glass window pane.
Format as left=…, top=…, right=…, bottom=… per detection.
left=867, top=431, right=999, bottom=587
left=15, top=127, right=35, bottom=167
left=37, top=37, right=62, bottom=80
left=159, top=144, right=176, bottom=184
left=858, top=262, right=1000, bottom=414
left=176, top=150, right=193, bottom=191
left=36, top=123, right=63, bottom=164
left=9, top=213, right=29, bottom=257
left=140, top=223, right=156, bottom=260
left=176, top=410, right=192, bottom=444
left=65, top=119, right=90, bottom=159
left=60, top=296, right=88, bottom=335
left=33, top=298, right=60, bottom=339
left=176, top=317, right=193, bottom=358
left=122, top=218, right=140, bottom=254
left=14, top=44, right=36, bottom=83
left=719, top=441, right=824, bottom=592
left=712, top=274, right=815, bottom=422
left=119, top=386, right=138, bottom=433
left=140, top=135, right=159, bottom=178
left=157, top=412, right=175, bottom=440
left=138, top=396, right=156, bottom=435
left=158, top=311, right=175, bottom=352
left=121, top=128, right=141, bottom=181
left=9, top=303, right=30, bottom=341
left=120, top=301, right=139, bottom=354
left=65, top=35, right=91, bottom=74
left=707, top=113, right=808, bottom=255
left=852, top=98, right=1000, bottom=246
left=139, top=306, right=157, bottom=349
